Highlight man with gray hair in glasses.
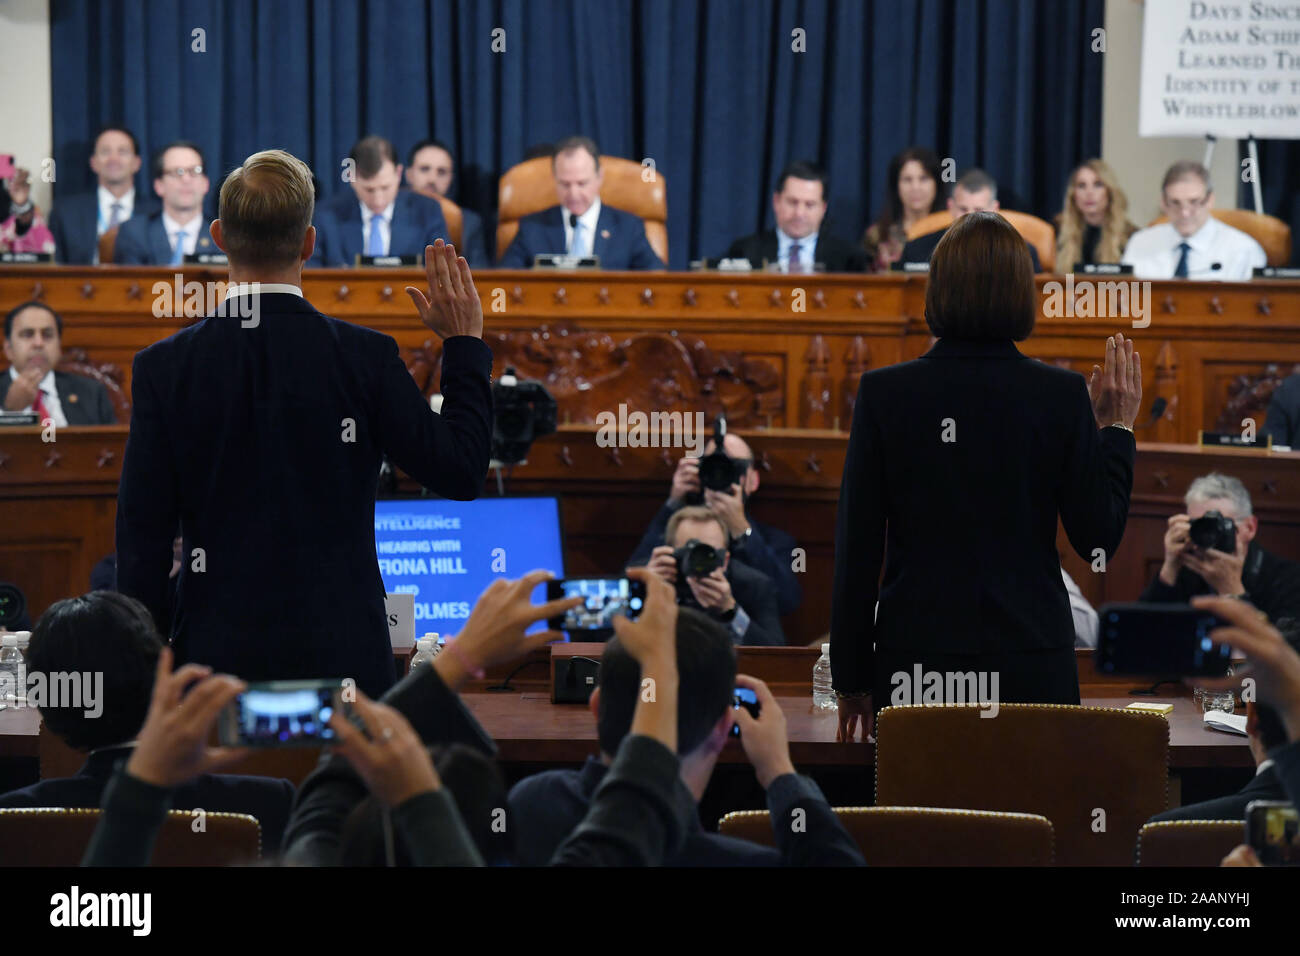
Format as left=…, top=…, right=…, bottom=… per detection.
left=1141, top=472, right=1300, bottom=623
left=1121, top=161, right=1265, bottom=281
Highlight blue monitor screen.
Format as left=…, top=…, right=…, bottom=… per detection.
left=374, top=496, right=564, bottom=637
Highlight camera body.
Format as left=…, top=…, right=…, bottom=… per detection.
left=1189, top=510, right=1237, bottom=554
left=0, top=583, right=26, bottom=630
left=491, top=367, right=557, bottom=465
left=672, top=538, right=726, bottom=605
left=684, top=415, right=750, bottom=505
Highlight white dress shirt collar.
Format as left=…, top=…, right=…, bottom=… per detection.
left=776, top=226, right=817, bottom=272
left=97, top=185, right=135, bottom=234
left=562, top=198, right=602, bottom=255
left=161, top=211, right=203, bottom=255
left=222, top=283, right=304, bottom=300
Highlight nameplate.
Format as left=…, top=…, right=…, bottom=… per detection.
left=533, top=254, right=600, bottom=270
left=691, top=258, right=754, bottom=272
left=891, top=261, right=930, bottom=273
left=385, top=592, right=415, bottom=650
left=357, top=254, right=420, bottom=267
left=0, top=252, right=53, bottom=264
left=1254, top=266, right=1300, bottom=280
left=1198, top=431, right=1271, bottom=448
left=1076, top=262, right=1133, bottom=275
left=184, top=252, right=228, bottom=266
left=0, top=412, right=40, bottom=426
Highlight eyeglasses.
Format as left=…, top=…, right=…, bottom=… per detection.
left=1164, top=195, right=1209, bottom=214
left=162, top=166, right=204, bottom=180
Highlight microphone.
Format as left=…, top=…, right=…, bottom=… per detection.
left=569, top=213, right=579, bottom=228
left=1135, top=396, right=1168, bottom=431
left=1210, top=262, right=1222, bottom=271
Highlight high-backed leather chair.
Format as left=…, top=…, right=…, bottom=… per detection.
left=0, top=807, right=261, bottom=865
left=97, top=225, right=119, bottom=265
left=875, top=704, right=1169, bottom=866
left=718, top=805, right=1054, bottom=866
left=1145, top=209, right=1291, bottom=267
left=496, top=155, right=668, bottom=264
left=905, top=209, right=1056, bottom=271
left=433, top=195, right=465, bottom=249
left=56, top=347, right=129, bottom=422
left=1137, top=820, right=1246, bottom=867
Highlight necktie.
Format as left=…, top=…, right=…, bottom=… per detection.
left=33, top=389, right=51, bottom=422
left=170, top=230, right=187, bottom=265
left=106, top=202, right=123, bottom=231
left=569, top=215, right=584, bottom=256
left=1173, top=241, right=1190, bottom=279
left=788, top=241, right=802, bottom=273
left=367, top=215, right=385, bottom=256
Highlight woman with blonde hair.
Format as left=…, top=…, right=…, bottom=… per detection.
left=1056, top=159, right=1138, bottom=270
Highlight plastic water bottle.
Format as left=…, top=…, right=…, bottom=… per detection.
left=409, top=634, right=441, bottom=672
left=0, top=634, right=24, bottom=704
left=812, top=643, right=836, bottom=711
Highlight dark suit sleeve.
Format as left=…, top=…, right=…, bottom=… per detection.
left=371, top=334, right=493, bottom=500
left=1273, top=739, right=1300, bottom=809
left=116, top=351, right=180, bottom=635
left=733, top=522, right=802, bottom=615
left=499, top=226, right=532, bottom=268
left=462, top=210, right=490, bottom=269
left=391, top=789, right=484, bottom=866
left=89, top=379, right=117, bottom=424
left=49, top=202, right=71, bottom=264
left=549, top=734, right=692, bottom=866
left=421, top=201, right=450, bottom=249
left=899, top=236, right=925, bottom=265
left=111, top=221, right=148, bottom=265
left=736, top=578, right=785, bottom=646
left=82, top=769, right=171, bottom=866
left=766, top=773, right=865, bottom=865
left=376, top=659, right=497, bottom=756
left=829, top=377, right=887, bottom=693
left=1264, top=376, right=1300, bottom=447
left=1057, top=377, right=1136, bottom=563
left=627, top=220, right=664, bottom=270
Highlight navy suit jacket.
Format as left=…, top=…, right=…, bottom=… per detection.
left=459, top=207, right=491, bottom=268
left=1148, top=764, right=1284, bottom=823
left=48, top=191, right=158, bottom=265
left=499, top=204, right=663, bottom=270
left=0, top=745, right=296, bottom=851
left=1265, top=372, right=1300, bottom=448
left=0, top=369, right=117, bottom=424
left=309, top=190, right=448, bottom=267
left=112, top=212, right=217, bottom=265
left=115, top=292, right=494, bottom=698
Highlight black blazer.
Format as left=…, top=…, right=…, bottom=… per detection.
left=1265, top=372, right=1300, bottom=448
left=112, top=212, right=217, bottom=265
left=0, top=745, right=296, bottom=850
left=0, top=369, right=117, bottom=424
left=1147, top=764, right=1284, bottom=823
left=308, top=189, right=449, bottom=267
left=830, top=338, right=1136, bottom=695
left=48, top=191, right=158, bottom=265
left=725, top=230, right=867, bottom=272
left=722, top=558, right=785, bottom=645
left=902, top=227, right=1043, bottom=272
left=115, top=292, right=493, bottom=698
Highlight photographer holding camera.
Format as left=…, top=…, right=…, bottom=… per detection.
left=1142, top=473, right=1300, bottom=624
left=641, top=506, right=784, bottom=646
left=629, top=423, right=802, bottom=616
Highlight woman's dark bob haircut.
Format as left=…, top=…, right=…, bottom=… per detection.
left=924, top=210, right=1036, bottom=341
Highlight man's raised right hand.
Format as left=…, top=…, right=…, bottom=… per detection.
left=405, top=238, right=483, bottom=340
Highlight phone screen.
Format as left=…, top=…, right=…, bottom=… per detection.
left=225, top=681, right=345, bottom=747
left=547, top=577, right=646, bottom=632
left=1247, top=801, right=1300, bottom=866
left=730, top=686, right=760, bottom=737
left=1096, top=603, right=1232, bottom=676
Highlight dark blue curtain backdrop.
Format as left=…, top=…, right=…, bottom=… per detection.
left=1241, top=142, right=1300, bottom=266
left=51, top=0, right=1107, bottom=269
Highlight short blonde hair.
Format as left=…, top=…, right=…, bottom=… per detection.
left=218, top=149, right=315, bottom=266
left=665, top=505, right=729, bottom=548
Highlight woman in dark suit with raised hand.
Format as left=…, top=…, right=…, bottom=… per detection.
left=831, top=211, right=1142, bottom=741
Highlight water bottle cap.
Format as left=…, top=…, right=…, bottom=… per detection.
left=417, top=636, right=435, bottom=649
left=821, top=643, right=830, bottom=655
left=1, top=634, right=18, bottom=647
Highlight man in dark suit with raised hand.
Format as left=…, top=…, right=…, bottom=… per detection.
left=2, top=300, right=117, bottom=424
left=310, top=135, right=448, bottom=267
left=115, top=148, right=493, bottom=698
left=499, top=136, right=664, bottom=270
left=724, top=160, right=867, bottom=272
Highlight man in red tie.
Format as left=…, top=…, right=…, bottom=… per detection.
left=2, top=301, right=118, bottom=425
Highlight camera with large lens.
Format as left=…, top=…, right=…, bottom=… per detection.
left=686, top=415, right=751, bottom=504
left=491, top=367, right=558, bottom=465
left=0, top=583, right=27, bottom=630
left=672, top=538, right=726, bottom=604
left=1189, top=510, right=1237, bottom=553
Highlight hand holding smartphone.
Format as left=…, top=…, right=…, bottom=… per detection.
left=546, top=576, right=646, bottom=634
left=218, top=679, right=357, bottom=747
left=1095, top=603, right=1233, bottom=676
